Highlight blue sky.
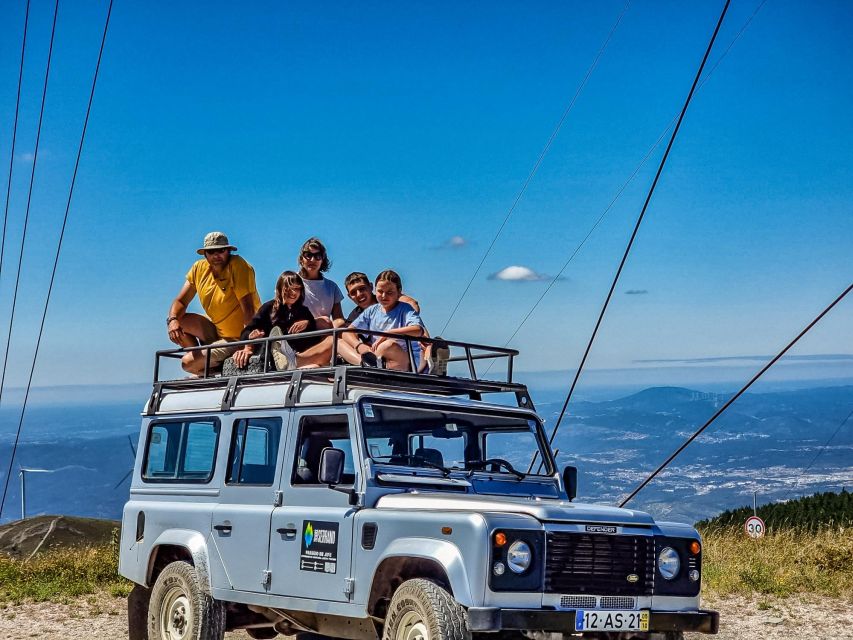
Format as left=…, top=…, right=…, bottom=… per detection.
left=0, top=0, right=850, bottom=388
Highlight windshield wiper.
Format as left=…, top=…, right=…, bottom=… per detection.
left=373, top=454, right=452, bottom=477
left=466, top=458, right=526, bottom=480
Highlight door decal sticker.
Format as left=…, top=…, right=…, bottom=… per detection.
left=300, top=520, right=339, bottom=573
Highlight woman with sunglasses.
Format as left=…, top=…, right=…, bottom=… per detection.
left=297, top=237, right=345, bottom=329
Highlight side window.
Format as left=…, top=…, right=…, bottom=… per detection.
left=143, top=419, right=219, bottom=483
left=292, top=414, right=355, bottom=486
left=226, top=418, right=283, bottom=485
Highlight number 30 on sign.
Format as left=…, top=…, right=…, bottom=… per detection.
left=744, top=515, right=765, bottom=539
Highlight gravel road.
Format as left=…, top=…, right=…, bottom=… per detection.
left=0, top=592, right=850, bottom=639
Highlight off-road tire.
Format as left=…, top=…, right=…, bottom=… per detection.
left=382, top=578, right=470, bottom=640
left=147, top=561, right=225, bottom=640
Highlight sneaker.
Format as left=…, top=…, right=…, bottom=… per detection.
left=269, top=326, right=298, bottom=371
left=428, top=338, right=450, bottom=376
left=360, top=351, right=380, bottom=368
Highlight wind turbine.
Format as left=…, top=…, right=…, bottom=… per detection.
left=19, top=467, right=54, bottom=520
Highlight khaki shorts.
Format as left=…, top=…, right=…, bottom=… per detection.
left=196, top=316, right=238, bottom=367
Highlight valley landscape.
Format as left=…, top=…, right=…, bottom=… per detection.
left=0, top=378, right=849, bottom=525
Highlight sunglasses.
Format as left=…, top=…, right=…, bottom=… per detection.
left=302, top=251, right=324, bottom=261
left=205, top=248, right=228, bottom=255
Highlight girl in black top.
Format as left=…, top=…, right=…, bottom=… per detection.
left=232, top=271, right=322, bottom=368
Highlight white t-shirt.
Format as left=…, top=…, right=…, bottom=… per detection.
left=302, top=277, right=344, bottom=319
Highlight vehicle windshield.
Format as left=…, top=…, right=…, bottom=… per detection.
left=359, top=400, right=553, bottom=477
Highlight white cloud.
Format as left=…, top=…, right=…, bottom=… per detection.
left=433, top=235, right=468, bottom=250
left=17, top=152, right=35, bottom=163
left=488, top=265, right=550, bottom=282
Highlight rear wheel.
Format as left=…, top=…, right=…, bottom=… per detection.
left=382, top=579, right=470, bottom=640
left=147, top=561, right=225, bottom=640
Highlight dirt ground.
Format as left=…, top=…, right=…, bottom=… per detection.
left=0, top=591, right=850, bottom=639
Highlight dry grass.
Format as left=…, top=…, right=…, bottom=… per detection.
left=699, top=525, right=853, bottom=598
left=0, top=545, right=131, bottom=603
left=1, top=526, right=851, bottom=604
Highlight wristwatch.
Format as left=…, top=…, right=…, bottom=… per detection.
left=166, top=315, right=178, bottom=325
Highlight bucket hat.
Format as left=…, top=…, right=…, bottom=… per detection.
left=197, top=231, right=237, bottom=255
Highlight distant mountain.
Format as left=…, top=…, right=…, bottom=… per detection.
left=542, top=385, right=853, bottom=522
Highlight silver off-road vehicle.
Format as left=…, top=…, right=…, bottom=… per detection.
left=119, top=331, right=718, bottom=640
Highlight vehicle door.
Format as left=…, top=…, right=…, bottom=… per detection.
left=211, top=413, right=289, bottom=593
left=267, top=406, right=358, bottom=601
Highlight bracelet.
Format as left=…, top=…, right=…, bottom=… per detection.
left=166, top=315, right=178, bottom=325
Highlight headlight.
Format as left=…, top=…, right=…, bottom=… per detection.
left=507, top=540, right=532, bottom=574
left=658, top=546, right=680, bottom=580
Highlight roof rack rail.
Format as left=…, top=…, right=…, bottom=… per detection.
left=148, top=330, right=534, bottom=415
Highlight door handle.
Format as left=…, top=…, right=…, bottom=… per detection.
left=276, top=527, right=297, bottom=538
left=213, top=524, right=233, bottom=533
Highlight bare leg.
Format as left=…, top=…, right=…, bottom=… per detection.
left=375, top=341, right=411, bottom=371
left=173, top=313, right=219, bottom=374
left=298, top=335, right=334, bottom=363
left=296, top=339, right=333, bottom=368
left=336, top=338, right=362, bottom=366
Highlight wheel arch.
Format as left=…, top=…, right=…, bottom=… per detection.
left=367, top=539, right=474, bottom=618
left=145, top=529, right=212, bottom=594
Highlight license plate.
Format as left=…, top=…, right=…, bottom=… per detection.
left=575, top=609, right=649, bottom=632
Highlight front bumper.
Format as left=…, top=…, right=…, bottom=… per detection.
left=467, top=608, right=719, bottom=635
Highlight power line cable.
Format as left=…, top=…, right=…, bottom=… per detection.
left=1, top=0, right=32, bottom=280
left=0, top=0, right=113, bottom=519
left=0, top=0, right=60, bottom=420
left=440, top=0, right=631, bottom=335
left=618, top=281, right=853, bottom=508
left=484, top=0, right=767, bottom=378
left=542, top=0, right=732, bottom=458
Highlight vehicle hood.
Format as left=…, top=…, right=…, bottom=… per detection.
left=375, top=493, right=655, bottom=526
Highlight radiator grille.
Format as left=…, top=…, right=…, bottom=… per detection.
left=600, top=596, right=637, bottom=609
left=545, top=532, right=654, bottom=596
left=559, top=595, right=596, bottom=609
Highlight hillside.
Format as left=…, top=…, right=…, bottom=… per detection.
left=697, top=490, right=853, bottom=531
left=0, top=515, right=119, bottom=560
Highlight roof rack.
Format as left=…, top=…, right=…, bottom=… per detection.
left=148, top=330, right=535, bottom=415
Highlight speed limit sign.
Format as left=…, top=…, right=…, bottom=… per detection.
left=745, top=515, right=765, bottom=539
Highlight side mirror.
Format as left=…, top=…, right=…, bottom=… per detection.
left=563, top=465, right=578, bottom=502
left=319, top=447, right=345, bottom=485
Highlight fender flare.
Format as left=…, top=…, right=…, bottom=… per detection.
left=146, top=529, right=212, bottom=594
left=369, top=537, right=475, bottom=607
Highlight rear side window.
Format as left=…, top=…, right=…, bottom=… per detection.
left=227, top=418, right=283, bottom=485
left=143, top=419, right=220, bottom=483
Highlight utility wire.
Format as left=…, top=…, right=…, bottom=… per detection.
left=440, top=0, right=631, bottom=336
left=0, top=0, right=60, bottom=420
left=543, top=0, right=732, bottom=456
left=619, top=282, right=853, bottom=507
left=484, top=0, right=767, bottom=378
left=0, top=0, right=113, bottom=519
left=1, top=0, right=32, bottom=281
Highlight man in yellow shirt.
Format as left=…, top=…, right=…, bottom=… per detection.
left=167, top=232, right=261, bottom=374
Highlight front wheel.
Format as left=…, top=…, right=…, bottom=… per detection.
left=382, top=579, right=470, bottom=640
left=147, top=561, right=225, bottom=640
